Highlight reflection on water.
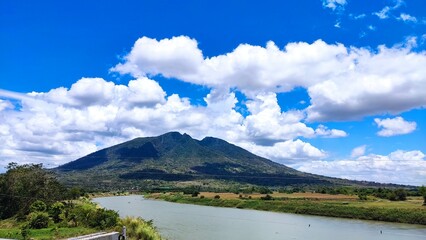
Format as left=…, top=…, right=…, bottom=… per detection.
left=94, top=195, right=426, bottom=240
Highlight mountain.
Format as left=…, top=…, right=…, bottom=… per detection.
left=55, top=132, right=391, bottom=190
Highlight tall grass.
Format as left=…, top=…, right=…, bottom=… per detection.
left=116, top=217, right=163, bottom=240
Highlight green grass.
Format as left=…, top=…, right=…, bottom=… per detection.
left=0, top=214, right=164, bottom=240
left=0, top=226, right=97, bottom=240
left=149, top=193, right=426, bottom=225
left=347, top=197, right=424, bottom=209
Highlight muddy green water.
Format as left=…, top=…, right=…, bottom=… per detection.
left=94, top=195, right=426, bottom=240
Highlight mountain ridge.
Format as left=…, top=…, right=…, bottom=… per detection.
left=55, top=132, right=403, bottom=190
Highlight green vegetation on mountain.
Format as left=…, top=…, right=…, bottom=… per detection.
left=55, top=132, right=406, bottom=191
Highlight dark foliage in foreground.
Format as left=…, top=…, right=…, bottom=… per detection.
left=0, top=163, right=67, bottom=219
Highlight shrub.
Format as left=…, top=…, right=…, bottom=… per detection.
left=49, top=202, right=65, bottom=223
left=65, top=202, right=118, bottom=229
left=388, top=192, right=397, bottom=201
left=27, top=211, right=49, bottom=229
left=258, top=187, right=272, bottom=194
left=89, top=208, right=119, bottom=229
left=117, top=216, right=162, bottom=240
left=20, top=225, right=30, bottom=240
left=394, top=189, right=407, bottom=201
left=358, top=194, right=367, bottom=201
left=30, top=200, right=47, bottom=213
left=260, top=194, right=273, bottom=200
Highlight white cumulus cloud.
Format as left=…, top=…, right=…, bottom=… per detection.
left=351, top=145, right=367, bottom=157
left=112, top=36, right=426, bottom=121
left=297, top=150, right=426, bottom=186
left=322, top=0, right=347, bottom=11
left=374, top=116, right=417, bottom=137
left=398, top=13, right=417, bottom=23
left=1, top=35, right=425, bottom=187
left=306, top=44, right=426, bottom=121
left=373, top=0, right=404, bottom=20
left=315, top=124, right=348, bottom=138
left=111, top=36, right=203, bottom=79
left=241, top=139, right=327, bottom=165
left=1, top=77, right=344, bottom=169
left=0, top=99, right=13, bottom=111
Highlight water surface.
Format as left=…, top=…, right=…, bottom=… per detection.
left=94, top=195, right=426, bottom=240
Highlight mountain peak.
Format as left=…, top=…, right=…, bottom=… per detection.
left=56, top=132, right=366, bottom=189
left=158, top=131, right=192, bottom=141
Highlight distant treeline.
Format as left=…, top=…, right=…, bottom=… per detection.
left=151, top=193, right=426, bottom=225
left=145, top=185, right=425, bottom=202
left=311, top=186, right=424, bottom=201
left=119, top=162, right=331, bottom=186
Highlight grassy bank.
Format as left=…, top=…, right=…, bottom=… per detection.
left=0, top=227, right=97, bottom=239
left=0, top=199, right=163, bottom=240
left=0, top=218, right=163, bottom=240
left=148, top=193, right=426, bottom=225
left=0, top=216, right=163, bottom=240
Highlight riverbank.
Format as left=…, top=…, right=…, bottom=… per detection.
left=0, top=198, right=163, bottom=240
left=147, top=192, right=426, bottom=225
left=0, top=219, right=100, bottom=239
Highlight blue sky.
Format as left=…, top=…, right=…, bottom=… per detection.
left=1, top=0, right=425, bottom=185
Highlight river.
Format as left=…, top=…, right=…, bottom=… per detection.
left=94, top=195, right=426, bottom=240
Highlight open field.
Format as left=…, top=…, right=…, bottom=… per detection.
left=148, top=192, right=426, bottom=225
left=196, top=192, right=358, bottom=200
left=348, top=197, right=424, bottom=209
left=195, top=192, right=424, bottom=209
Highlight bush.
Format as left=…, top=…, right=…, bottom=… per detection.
left=258, top=187, right=272, bottom=194
left=65, top=202, right=118, bottom=229
left=20, top=225, right=30, bottom=240
left=260, top=194, right=273, bottom=200
left=27, top=211, right=49, bottom=229
left=117, top=217, right=162, bottom=240
left=358, top=194, right=368, bottom=201
left=30, top=200, right=47, bottom=213
left=394, top=189, right=407, bottom=201
left=49, top=202, right=65, bottom=223
left=88, top=208, right=119, bottom=229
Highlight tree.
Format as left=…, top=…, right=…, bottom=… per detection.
left=0, top=163, right=67, bottom=219
left=30, top=200, right=47, bottom=212
left=258, top=187, right=272, bottom=194
left=357, top=193, right=367, bottom=201
left=49, top=202, right=65, bottom=223
left=394, top=189, right=407, bottom=201
left=419, top=186, right=426, bottom=205
left=68, top=187, right=83, bottom=199
left=27, top=212, right=50, bottom=229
